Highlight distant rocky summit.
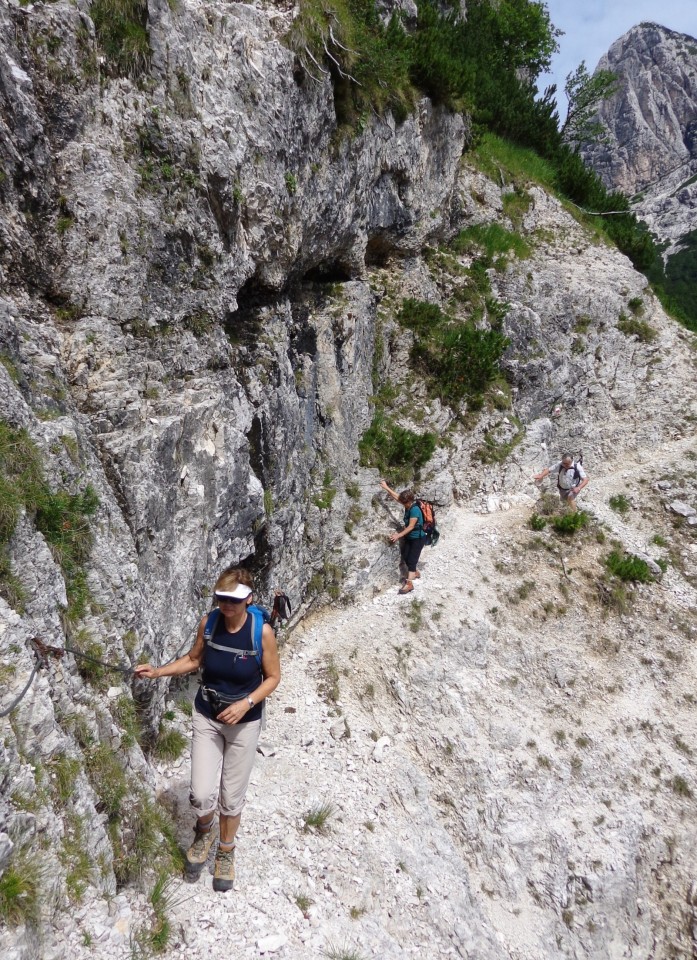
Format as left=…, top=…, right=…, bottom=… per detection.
left=581, top=22, right=697, bottom=276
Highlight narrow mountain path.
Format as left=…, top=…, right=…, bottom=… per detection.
left=138, top=432, right=697, bottom=960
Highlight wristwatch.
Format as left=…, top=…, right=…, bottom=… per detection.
left=246, top=696, right=255, bottom=708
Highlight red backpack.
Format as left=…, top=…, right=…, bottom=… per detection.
left=415, top=499, right=439, bottom=546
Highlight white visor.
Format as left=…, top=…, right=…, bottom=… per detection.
left=215, top=584, right=252, bottom=600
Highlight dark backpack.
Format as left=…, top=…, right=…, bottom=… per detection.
left=415, top=498, right=440, bottom=546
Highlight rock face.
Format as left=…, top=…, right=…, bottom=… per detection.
left=0, top=3, right=696, bottom=960
left=581, top=22, right=697, bottom=258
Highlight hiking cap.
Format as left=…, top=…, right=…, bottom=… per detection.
left=216, top=584, right=252, bottom=600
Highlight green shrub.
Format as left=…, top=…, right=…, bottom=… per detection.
left=528, top=513, right=547, bottom=531
left=0, top=424, right=98, bottom=616
left=286, top=0, right=415, bottom=125
left=0, top=422, right=44, bottom=541
left=110, top=791, right=184, bottom=887
left=112, top=694, right=143, bottom=748
left=358, top=411, right=436, bottom=480
left=86, top=743, right=128, bottom=820
left=551, top=511, right=588, bottom=535
left=605, top=550, right=654, bottom=583
left=398, top=298, right=509, bottom=405
left=36, top=485, right=99, bottom=621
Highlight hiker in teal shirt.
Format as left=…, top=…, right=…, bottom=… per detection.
left=380, top=480, right=428, bottom=594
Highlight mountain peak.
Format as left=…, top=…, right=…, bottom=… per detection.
left=582, top=21, right=697, bottom=197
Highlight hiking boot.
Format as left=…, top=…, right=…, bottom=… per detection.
left=398, top=581, right=414, bottom=595
left=213, top=844, right=235, bottom=893
left=184, top=822, right=217, bottom=883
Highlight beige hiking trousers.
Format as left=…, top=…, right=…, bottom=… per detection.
left=190, top=708, right=262, bottom=818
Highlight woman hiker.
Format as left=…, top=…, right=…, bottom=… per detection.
left=380, top=480, right=428, bottom=594
left=135, top=567, right=281, bottom=892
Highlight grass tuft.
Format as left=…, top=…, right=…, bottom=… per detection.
left=303, top=801, right=336, bottom=834
left=153, top=725, right=188, bottom=762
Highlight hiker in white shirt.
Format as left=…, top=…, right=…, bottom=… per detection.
left=534, top=454, right=589, bottom=511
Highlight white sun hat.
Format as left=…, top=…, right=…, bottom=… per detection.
left=215, top=584, right=252, bottom=600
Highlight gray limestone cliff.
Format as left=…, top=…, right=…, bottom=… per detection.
left=0, top=3, right=696, bottom=960
left=581, top=22, right=697, bottom=261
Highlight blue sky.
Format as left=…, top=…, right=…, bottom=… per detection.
left=540, top=1, right=696, bottom=116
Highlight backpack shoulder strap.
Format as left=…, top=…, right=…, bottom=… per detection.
left=249, top=610, right=263, bottom=666
left=204, top=609, right=220, bottom=640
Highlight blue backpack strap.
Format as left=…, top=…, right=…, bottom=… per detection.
left=204, top=606, right=263, bottom=665
left=247, top=608, right=264, bottom=666
left=203, top=609, right=220, bottom=640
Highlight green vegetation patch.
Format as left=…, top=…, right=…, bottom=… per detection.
left=91, top=0, right=150, bottom=78
left=452, top=222, right=530, bottom=260
left=472, top=132, right=557, bottom=192
left=528, top=513, right=547, bottom=531
left=551, top=511, right=588, bottom=535
left=502, top=187, right=532, bottom=227
left=609, top=494, right=631, bottom=514
left=286, top=0, right=416, bottom=126
left=617, top=313, right=658, bottom=343
left=0, top=852, right=41, bottom=927
left=0, top=422, right=98, bottom=617
left=86, top=741, right=183, bottom=886
left=358, top=411, right=436, bottom=482
left=647, top=229, right=697, bottom=332
left=605, top=550, right=654, bottom=583
left=475, top=416, right=524, bottom=464
left=153, top=724, right=188, bottom=762
left=398, top=298, right=509, bottom=405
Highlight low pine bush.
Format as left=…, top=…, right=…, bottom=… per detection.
left=551, top=511, right=588, bottom=535
left=398, top=298, right=509, bottom=405
left=605, top=550, right=654, bottom=583
left=358, top=412, right=436, bottom=480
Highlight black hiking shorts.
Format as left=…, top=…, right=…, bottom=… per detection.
left=401, top=537, right=426, bottom=573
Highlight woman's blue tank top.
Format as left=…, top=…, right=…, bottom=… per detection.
left=194, top=612, right=263, bottom=723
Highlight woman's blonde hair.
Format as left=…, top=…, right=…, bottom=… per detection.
left=214, top=566, right=254, bottom=595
